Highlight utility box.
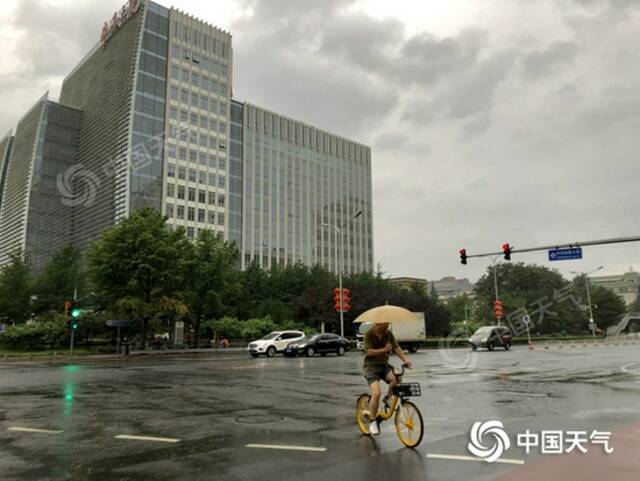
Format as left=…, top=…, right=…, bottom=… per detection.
left=174, top=321, right=184, bottom=345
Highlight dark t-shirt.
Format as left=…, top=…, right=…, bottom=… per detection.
left=363, top=328, right=400, bottom=374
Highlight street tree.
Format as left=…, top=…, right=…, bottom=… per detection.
left=87, top=208, right=190, bottom=346
left=475, top=262, right=581, bottom=334
left=33, top=245, right=84, bottom=314
left=0, top=250, right=33, bottom=325
left=182, top=228, right=239, bottom=346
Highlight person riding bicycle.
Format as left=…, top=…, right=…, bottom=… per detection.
left=362, top=322, right=412, bottom=435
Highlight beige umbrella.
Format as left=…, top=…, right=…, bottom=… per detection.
left=354, top=305, right=418, bottom=324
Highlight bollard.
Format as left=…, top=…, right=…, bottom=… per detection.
left=544, top=341, right=549, bottom=350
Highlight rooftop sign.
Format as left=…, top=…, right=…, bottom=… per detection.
left=100, top=0, right=142, bottom=47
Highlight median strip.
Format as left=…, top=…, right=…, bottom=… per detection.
left=246, top=443, right=327, bottom=452
left=427, top=453, right=525, bottom=465
left=7, top=426, right=63, bottom=435
left=115, top=434, right=180, bottom=443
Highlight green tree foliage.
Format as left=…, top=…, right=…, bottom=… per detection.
left=0, top=250, right=33, bottom=324
left=0, top=319, right=68, bottom=349
left=33, top=245, right=84, bottom=314
left=571, top=275, right=627, bottom=330
left=87, top=208, right=191, bottom=345
left=445, top=294, right=474, bottom=323
left=474, top=262, right=582, bottom=334
left=182, top=229, right=239, bottom=345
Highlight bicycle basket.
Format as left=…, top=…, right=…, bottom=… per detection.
left=393, top=382, right=421, bottom=398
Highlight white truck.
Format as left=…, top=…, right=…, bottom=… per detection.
left=356, top=312, right=426, bottom=353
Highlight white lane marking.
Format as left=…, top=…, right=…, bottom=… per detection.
left=621, top=362, right=640, bottom=374
left=246, top=443, right=327, bottom=452
left=115, top=434, right=180, bottom=443
left=498, top=391, right=548, bottom=398
left=427, top=453, right=525, bottom=465
left=7, top=427, right=63, bottom=434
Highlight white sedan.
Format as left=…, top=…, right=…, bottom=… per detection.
left=247, top=331, right=305, bottom=358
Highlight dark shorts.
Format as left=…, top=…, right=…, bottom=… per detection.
left=364, top=364, right=393, bottom=385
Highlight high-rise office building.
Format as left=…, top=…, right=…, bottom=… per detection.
left=0, top=0, right=373, bottom=274
left=0, top=94, right=81, bottom=269
left=237, top=103, right=373, bottom=274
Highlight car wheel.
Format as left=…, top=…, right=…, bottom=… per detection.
left=471, top=345, right=477, bottom=351
left=487, top=342, right=495, bottom=351
left=408, top=345, right=418, bottom=353
left=266, top=346, right=276, bottom=358
left=337, top=346, right=346, bottom=356
left=321, top=352, right=327, bottom=357
left=306, top=347, right=315, bottom=357
left=504, top=343, right=511, bottom=351
left=250, top=353, right=259, bottom=358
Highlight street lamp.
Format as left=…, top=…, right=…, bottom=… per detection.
left=463, top=304, right=471, bottom=337
left=571, top=266, right=604, bottom=337
left=325, top=210, right=362, bottom=338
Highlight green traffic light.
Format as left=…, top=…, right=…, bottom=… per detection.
left=71, top=308, right=81, bottom=318
left=72, top=322, right=79, bottom=330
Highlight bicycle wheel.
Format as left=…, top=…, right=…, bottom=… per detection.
left=355, top=394, right=372, bottom=435
left=394, top=401, right=424, bottom=448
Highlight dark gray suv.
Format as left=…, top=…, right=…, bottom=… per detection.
left=468, top=326, right=513, bottom=351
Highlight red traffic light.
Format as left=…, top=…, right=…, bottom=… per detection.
left=333, top=288, right=352, bottom=312
left=342, top=288, right=351, bottom=303
left=459, top=248, right=467, bottom=265
left=502, top=243, right=512, bottom=261
left=493, top=299, right=504, bottom=318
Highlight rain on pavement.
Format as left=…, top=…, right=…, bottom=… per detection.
left=1, top=344, right=639, bottom=481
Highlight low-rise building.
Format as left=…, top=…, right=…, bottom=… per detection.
left=589, top=269, right=640, bottom=306
left=427, top=276, right=474, bottom=300
left=388, top=277, right=428, bottom=293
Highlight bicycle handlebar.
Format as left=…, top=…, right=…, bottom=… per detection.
left=393, top=363, right=412, bottom=377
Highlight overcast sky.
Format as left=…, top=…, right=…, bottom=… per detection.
left=1, top=0, right=639, bottom=283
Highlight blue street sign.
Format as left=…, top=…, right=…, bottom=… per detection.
left=0, top=324, right=6, bottom=333
left=548, top=247, right=583, bottom=261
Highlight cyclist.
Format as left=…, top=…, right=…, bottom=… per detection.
left=362, top=322, right=412, bottom=435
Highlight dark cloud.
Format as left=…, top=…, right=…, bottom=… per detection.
left=521, top=41, right=579, bottom=78
left=0, top=0, right=120, bottom=134
left=1, top=0, right=639, bottom=282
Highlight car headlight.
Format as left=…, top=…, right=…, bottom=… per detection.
left=481, top=337, right=488, bottom=343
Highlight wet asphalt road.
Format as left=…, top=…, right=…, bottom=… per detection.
left=1, top=344, right=639, bottom=481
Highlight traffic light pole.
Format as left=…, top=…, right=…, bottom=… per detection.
left=492, top=256, right=501, bottom=326
left=338, top=240, right=344, bottom=339
left=69, top=289, right=77, bottom=357
left=333, top=210, right=362, bottom=338
left=464, top=235, right=640, bottom=260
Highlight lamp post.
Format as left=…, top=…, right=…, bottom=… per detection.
left=463, top=304, right=471, bottom=337
left=571, top=266, right=604, bottom=337
left=491, top=255, right=501, bottom=326
left=327, top=210, right=362, bottom=338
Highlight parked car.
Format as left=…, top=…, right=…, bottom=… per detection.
left=468, top=326, right=513, bottom=351
left=284, top=333, right=350, bottom=357
left=247, top=331, right=305, bottom=358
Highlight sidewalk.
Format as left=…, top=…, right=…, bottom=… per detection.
left=0, top=347, right=247, bottom=365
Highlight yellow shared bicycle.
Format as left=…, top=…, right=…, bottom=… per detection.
left=355, top=364, right=424, bottom=448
